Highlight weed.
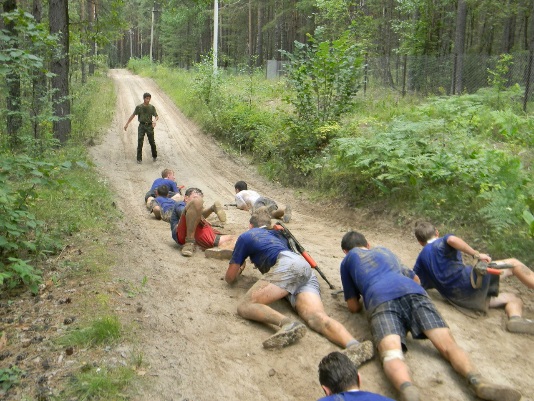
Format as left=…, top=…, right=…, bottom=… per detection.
left=60, top=316, right=121, bottom=348
left=64, top=365, right=135, bottom=401
left=0, top=365, right=25, bottom=393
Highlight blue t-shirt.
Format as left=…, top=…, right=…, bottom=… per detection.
left=154, top=196, right=176, bottom=213
left=230, top=228, right=290, bottom=273
left=318, top=390, right=395, bottom=401
left=150, top=178, right=180, bottom=194
left=413, top=234, right=476, bottom=302
left=340, top=247, right=425, bottom=313
left=170, top=201, right=186, bottom=243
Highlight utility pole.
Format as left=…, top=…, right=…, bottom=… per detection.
left=129, top=29, right=133, bottom=59
left=213, top=0, right=218, bottom=72
left=150, top=4, right=155, bottom=62
left=150, top=3, right=161, bottom=62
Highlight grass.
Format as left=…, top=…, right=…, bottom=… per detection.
left=0, top=73, right=141, bottom=399
left=59, top=315, right=122, bottom=348
left=63, top=366, right=136, bottom=401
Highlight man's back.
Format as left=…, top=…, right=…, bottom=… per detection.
left=150, top=177, right=179, bottom=193
left=340, top=247, right=424, bottom=313
left=413, top=234, right=474, bottom=300
left=319, top=391, right=395, bottom=401
left=230, top=228, right=289, bottom=273
left=235, top=189, right=261, bottom=209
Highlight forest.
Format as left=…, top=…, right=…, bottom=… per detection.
left=0, top=1, right=533, bottom=399
left=1, top=0, right=534, bottom=297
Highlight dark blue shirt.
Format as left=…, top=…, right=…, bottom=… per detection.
left=230, top=228, right=290, bottom=273
left=319, top=390, right=395, bottom=401
left=413, top=234, right=476, bottom=303
left=154, top=196, right=176, bottom=213
left=340, top=247, right=425, bottom=313
left=150, top=178, right=180, bottom=194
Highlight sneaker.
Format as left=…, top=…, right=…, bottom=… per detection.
left=153, top=157, right=157, bottom=162
left=399, top=384, right=420, bottom=401
left=506, top=317, right=534, bottom=334
left=262, top=321, right=306, bottom=349
left=213, top=201, right=227, bottom=223
left=181, top=241, right=195, bottom=257
left=468, top=374, right=522, bottom=401
left=342, top=340, right=374, bottom=367
left=137, top=160, right=142, bottom=164
left=282, top=205, right=292, bottom=223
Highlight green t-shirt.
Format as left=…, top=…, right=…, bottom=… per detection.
left=134, top=103, right=157, bottom=124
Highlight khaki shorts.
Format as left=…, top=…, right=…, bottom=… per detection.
left=262, top=251, right=320, bottom=308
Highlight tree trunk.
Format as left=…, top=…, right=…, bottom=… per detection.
left=256, top=2, right=263, bottom=67
left=502, top=0, right=516, bottom=53
left=453, top=0, right=467, bottom=94
left=32, top=0, right=47, bottom=142
left=4, top=0, right=22, bottom=150
left=88, top=0, right=96, bottom=75
left=49, top=0, right=71, bottom=144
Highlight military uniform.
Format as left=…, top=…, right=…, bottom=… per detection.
left=133, top=103, right=158, bottom=162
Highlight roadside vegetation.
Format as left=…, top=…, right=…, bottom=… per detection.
left=0, top=75, right=141, bottom=399
left=128, top=50, right=533, bottom=264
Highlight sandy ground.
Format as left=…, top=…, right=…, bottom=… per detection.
left=89, top=69, right=534, bottom=401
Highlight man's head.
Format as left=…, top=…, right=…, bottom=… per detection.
left=143, top=92, right=151, bottom=105
left=318, top=352, right=360, bottom=396
left=161, top=168, right=175, bottom=179
left=234, top=181, right=248, bottom=193
left=156, top=184, right=169, bottom=197
left=250, top=206, right=271, bottom=228
left=341, top=231, right=369, bottom=252
left=184, top=187, right=203, bottom=203
left=414, top=221, right=438, bottom=245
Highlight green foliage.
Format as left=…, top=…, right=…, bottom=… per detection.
left=71, top=75, right=116, bottom=144
left=0, top=10, right=57, bottom=76
left=280, top=29, right=364, bottom=171
left=60, top=316, right=122, bottom=348
left=488, top=54, right=514, bottom=93
left=0, top=9, right=59, bottom=152
left=281, top=29, right=364, bottom=125
left=0, top=155, right=64, bottom=293
left=324, top=87, right=533, bottom=248
left=0, top=365, right=25, bottom=393
left=524, top=209, right=534, bottom=236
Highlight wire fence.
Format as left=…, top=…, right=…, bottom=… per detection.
left=364, top=52, right=534, bottom=108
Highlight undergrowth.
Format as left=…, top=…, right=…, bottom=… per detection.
left=1, top=74, right=139, bottom=399
left=127, top=58, right=534, bottom=263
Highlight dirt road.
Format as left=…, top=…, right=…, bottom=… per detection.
left=90, top=69, right=533, bottom=401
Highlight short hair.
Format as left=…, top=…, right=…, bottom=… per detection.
left=156, top=184, right=169, bottom=197
left=143, top=92, right=151, bottom=99
left=341, top=231, right=368, bottom=252
left=250, top=206, right=271, bottom=228
left=318, top=352, right=360, bottom=394
left=235, top=181, right=248, bottom=192
left=161, top=168, right=173, bottom=178
left=185, top=187, right=203, bottom=197
left=414, top=221, right=437, bottom=243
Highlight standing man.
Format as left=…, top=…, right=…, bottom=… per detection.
left=224, top=209, right=374, bottom=368
left=339, top=231, right=522, bottom=401
left=124, top=92, right=159, bottom=163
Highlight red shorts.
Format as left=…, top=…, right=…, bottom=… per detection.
left=176, top=215, right=220, bottom=248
